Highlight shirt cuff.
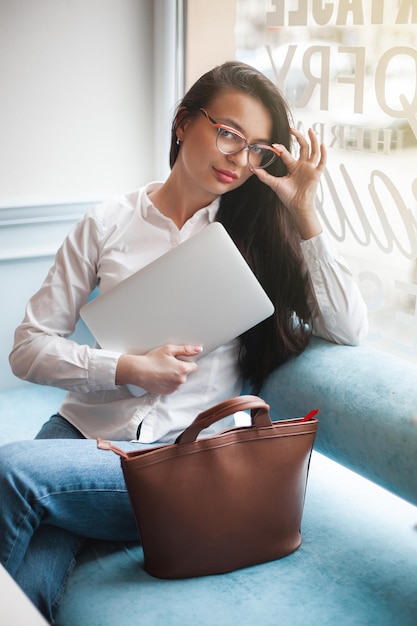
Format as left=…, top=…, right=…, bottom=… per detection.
left=300, top=230, right=337, bottom=264
left=88, top=348, right=121, bottom=390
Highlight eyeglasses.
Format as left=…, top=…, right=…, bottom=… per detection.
left=200, top=108, right=280, bottom=169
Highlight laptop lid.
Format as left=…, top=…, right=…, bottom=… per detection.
left=80, top=222, right=274, bottom=359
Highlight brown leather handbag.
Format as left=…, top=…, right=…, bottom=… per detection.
left=97, top=395, right=318, bottom=579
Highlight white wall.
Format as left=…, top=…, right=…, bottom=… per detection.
left=0, top=0, right=181, bottom=389
left=0, top=0, right=156, bottom=206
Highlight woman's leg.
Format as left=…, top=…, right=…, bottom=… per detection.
left=13, top=524, right=84, bottom=623
left=9, top=414, right=87, bottom=621
left=0, top=422, right=140, bottom=623
left=35, top=413, right=86, bottom=440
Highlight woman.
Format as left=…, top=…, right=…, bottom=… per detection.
left=0, top=61, right=367, bottom=623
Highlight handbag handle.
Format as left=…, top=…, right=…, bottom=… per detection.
left=176, top=395, right=271, bottom=444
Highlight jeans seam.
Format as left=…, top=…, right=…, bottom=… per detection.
left=4, top=505, right=36, bottom=573
left=51, top=537, right=85, bottom=620
left=5, top=489, right=127, bottom=571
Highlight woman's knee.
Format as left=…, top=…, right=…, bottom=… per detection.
left=0, top=440, right=33, bottom=480
left=0, top=441, right=46, bottom=505
left=0, top=439, right=76, bottom=498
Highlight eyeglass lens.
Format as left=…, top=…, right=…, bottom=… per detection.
left=216, top=129, right=276, bottom=168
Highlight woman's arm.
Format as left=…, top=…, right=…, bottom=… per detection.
left=8, top=211, right=122, bottom=393
left=9, top=208, right=202, bottom=395
left=253, top=128, right=368, bottom=345
left=300, top=232, right=368, bottom=345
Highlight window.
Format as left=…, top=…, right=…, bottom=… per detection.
left=186, top=0, right=417, bottom=363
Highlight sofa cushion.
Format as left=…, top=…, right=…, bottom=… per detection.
left=260, top=337, right=417, bottom=507
left=0, top=384, right=66, bottom=443
left=56, top=452, right=417, bottom=626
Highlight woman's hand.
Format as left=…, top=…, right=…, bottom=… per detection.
left=252, top=127, right=326, bottom=240
left=115, top=344, right=202, bottom=395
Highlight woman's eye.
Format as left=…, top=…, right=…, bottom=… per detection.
left=250, top=145, right=263, bottom=154
left=220, top=129, right=241, bottom=143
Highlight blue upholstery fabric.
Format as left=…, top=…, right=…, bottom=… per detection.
left=1, top=339, right=417, bottom=625
left=0, top=384, right=66, bottom=443
left=260, top=337, right=417, bottom=507
left=56, top=454, right=417, bottom=626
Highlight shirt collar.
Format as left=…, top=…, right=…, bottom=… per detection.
left=141, top=182, right=220, bottom=224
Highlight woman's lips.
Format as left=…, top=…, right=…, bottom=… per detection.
left=213, top=168, right=238, bottom=184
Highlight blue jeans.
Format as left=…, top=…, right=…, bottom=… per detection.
left=0, top=415, right=150, bottom=624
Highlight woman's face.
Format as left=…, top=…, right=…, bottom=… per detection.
left=176, top=89, right=274, bottom=201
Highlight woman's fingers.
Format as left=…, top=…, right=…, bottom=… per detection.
left=290, top=127, right=327, bottom=169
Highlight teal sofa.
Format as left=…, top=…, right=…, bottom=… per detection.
left=1, top=337, right=416, bottom=626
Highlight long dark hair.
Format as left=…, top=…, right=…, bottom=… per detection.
left=170, top=61, right=311, bottom=392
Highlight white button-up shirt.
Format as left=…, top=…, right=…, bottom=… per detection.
left=10, top=182, right=368, bottom=443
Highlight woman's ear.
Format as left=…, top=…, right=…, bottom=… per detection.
left=175, top=107, right=190, bottom=142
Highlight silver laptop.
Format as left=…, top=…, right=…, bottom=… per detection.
left=80, top=221, right=274, bottom=366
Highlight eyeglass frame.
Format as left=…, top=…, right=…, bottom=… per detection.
left=199, top=108, right=281, bottom=169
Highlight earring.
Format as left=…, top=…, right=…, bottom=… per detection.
left=176, top=138, right=181, bottom=146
